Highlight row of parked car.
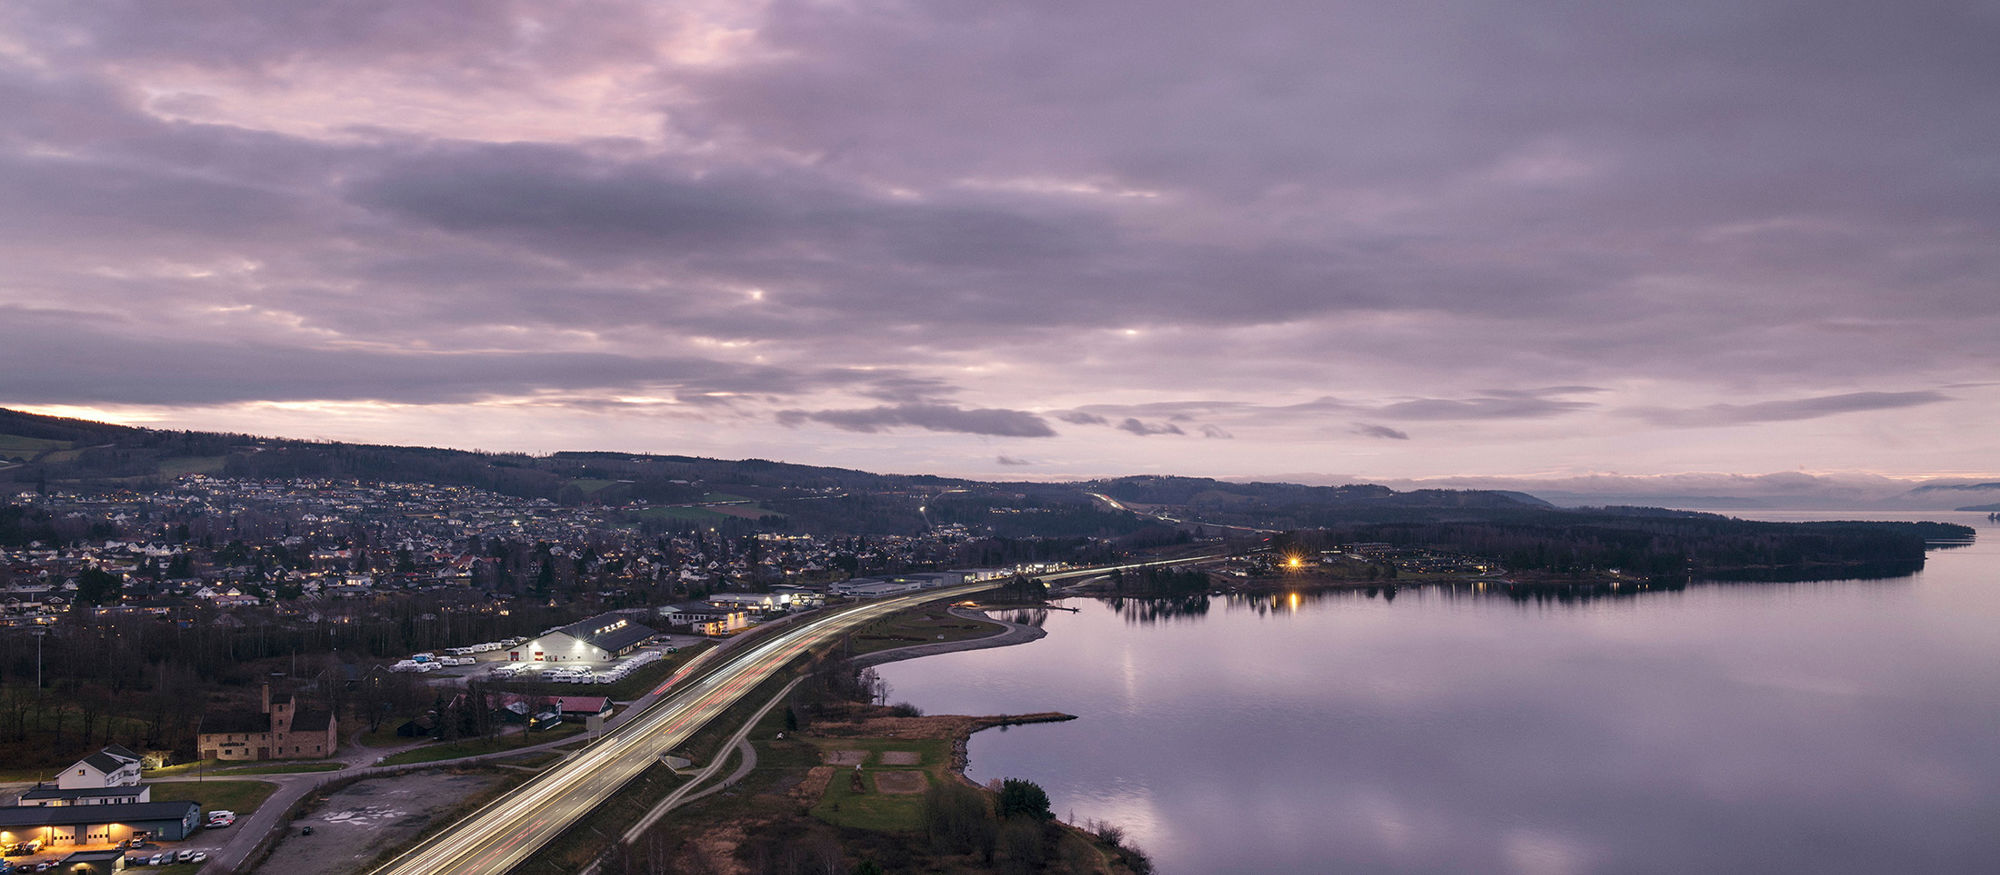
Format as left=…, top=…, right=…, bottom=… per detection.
left=499, top=649, right=665, bottom=684
left=128, top=849, right=209, bottom=866
left=0, top=848, right=205, bottom=873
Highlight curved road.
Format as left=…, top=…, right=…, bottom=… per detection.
left=365, top=579, right=1009, bottom=875
left=348, top=556, right=1216, bottom=875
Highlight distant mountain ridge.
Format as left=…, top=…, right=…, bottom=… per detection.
left=1, top=408, right=1971, bottom=579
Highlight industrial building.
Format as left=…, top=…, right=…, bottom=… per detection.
left=0, top=800, right=202, bottom=845
left=511, top=612, right=658, bottom=663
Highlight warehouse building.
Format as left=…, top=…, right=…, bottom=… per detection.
left=510, top=612, right=658, bottom=663
left=0, top=800, right=202, bottom=845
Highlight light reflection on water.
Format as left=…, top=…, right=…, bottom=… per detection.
left=876, top=512, right=2000, bottom=874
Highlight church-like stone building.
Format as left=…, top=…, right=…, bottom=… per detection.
left=196, top=685, right=338, bottom=761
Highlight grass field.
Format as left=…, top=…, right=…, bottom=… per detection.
left=355, top=726, right=410, bottom=748
left=0, top=434, right=70, bottom=454
left=377, top=724, right=586, bottom=766
left=569, top=478, right=619, bottom=494
left=144, top=759, right=219, bottom=778
left=157, top=455, right=228, bottom=477
left=214, top=761, right=345, bottom=775
left=849, top=608, right=999, bottom=655
left=809, top=737, right=950, bottom=831
left=495, top=750, right=565, bottom=769
left=148, top=779, right=279, bottom=815
left=632, top=506, right=729, bottom=521
left=707, top=504, right=785, bottom=520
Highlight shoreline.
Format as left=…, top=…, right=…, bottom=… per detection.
left=841, top=604, right=1065, bottom=788
left=845, top=605, right=1049, bottom=670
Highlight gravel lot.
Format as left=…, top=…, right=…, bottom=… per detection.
left=262, top=771, right=508, bottom=875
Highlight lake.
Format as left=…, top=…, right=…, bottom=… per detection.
left=877, top=511, right=2000, bottom=874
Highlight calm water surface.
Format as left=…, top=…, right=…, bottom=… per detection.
left=878, top=512, right=2000, bottom=874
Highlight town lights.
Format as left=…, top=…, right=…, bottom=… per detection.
left=1286, top=555, right=1303, bottom=570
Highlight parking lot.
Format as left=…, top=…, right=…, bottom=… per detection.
left=0, top=830, right=224, bottom=871
left=261, top=771, right=506, bottom=875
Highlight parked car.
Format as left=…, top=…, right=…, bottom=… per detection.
left=206, top=813, right=236, bottom=828
left=187, top=852, right=209, bottom=863
left=149, top=852, right=173, bottom=865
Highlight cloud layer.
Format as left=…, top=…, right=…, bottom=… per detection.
left=2, top=2, right=1995, bottom=478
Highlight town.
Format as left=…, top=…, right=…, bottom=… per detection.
left=0, top=473, right=1105, bottom=873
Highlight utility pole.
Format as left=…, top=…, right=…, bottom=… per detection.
left=31, top=628, right=45, bottom=689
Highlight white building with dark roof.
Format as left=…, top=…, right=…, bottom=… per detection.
left=55, top=745, right=140, bottom=790
left=510, top=612, right=658, bottom=663
left=18, top=785, right=151, bottom=807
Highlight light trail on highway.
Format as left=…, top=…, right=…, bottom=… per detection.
left=368, top=556, right=1219, bottom=875
left=366, top=580, right=1001, bottom=875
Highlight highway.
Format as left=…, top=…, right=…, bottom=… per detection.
left=368, top=556, right=1218, bottom=875
left=366, top=579, right=1003, bottom=875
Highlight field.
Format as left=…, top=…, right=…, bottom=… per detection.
left=147, top=779, right=279, bottom=815
left=157, top=455, right=229, bottom=477
left=808, top=737, right=950, bottom=831
left=214, top=761, right=346, bottom=776
left=848, top=608, right=1000, bottom=655
left=0, top=434, right=70, bottom=455
left=376, top=724, right=587, bottom=766
left=632, top=506, right=730, bottom=522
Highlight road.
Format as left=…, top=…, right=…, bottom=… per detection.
left=364, top=579, right=1005, bottom=875
left=368, top=556, right=1221, bottom=875
left=1084, top=492, right=1278, bottom=534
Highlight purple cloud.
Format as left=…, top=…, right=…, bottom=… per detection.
left=776, top=404, right=1056, bottom=437
left=1353, top=423, right=1412, bottom=440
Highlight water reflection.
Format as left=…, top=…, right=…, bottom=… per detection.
left=1107, top=593, right=1210, bottom=624
left=1001, top=607, right=1049, bottom=627
left=879, top=529, right=2000, bottom=875
left=1134, top=569, right=1932, bottom=618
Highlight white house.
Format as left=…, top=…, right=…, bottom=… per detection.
left=55, top=745, right=141, bottom=790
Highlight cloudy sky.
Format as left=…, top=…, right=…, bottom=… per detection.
left=3, top=1, right=1996, bottom=484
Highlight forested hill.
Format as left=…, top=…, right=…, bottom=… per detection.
left=0, top=407, right=973, bottom=504
left=0, top=408, right=1975, bottom=567
left=1085, top=474, right=1555, bottom=529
